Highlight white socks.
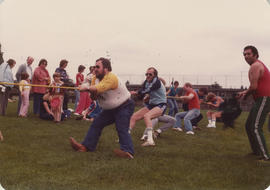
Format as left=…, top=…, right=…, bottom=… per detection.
left=146, top=128, right=154, bottom=143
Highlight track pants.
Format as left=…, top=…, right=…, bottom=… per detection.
left=245, top=96, right=270, bottom=159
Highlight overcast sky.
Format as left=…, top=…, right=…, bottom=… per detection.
left=0, top=0, right=270, bottom=87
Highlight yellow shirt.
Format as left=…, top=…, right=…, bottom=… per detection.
left=19, top=80, right=31, bottom=92
left=91, top=73, right=130, bottom=110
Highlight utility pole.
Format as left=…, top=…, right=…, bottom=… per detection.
left=0, top=43, right=4, bottom=65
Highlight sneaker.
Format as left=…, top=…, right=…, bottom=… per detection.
left=73, top=113, right=80, bottom=116
left=114, top=149, right=134, bottom=159
left=68, top=108, right=74, bottom=112
left=141, top=141, right=155, bottom=147
left=257, top=158, right=270, bottom=163
left=153, top=131, right=161, bottom=139
left=207, top=123, right=212, bottom=128
left=186, top=131, right=194, bottom=135
left=140, top=135, right=148, bottom=141
left=172, top=127, right=183, bottom=132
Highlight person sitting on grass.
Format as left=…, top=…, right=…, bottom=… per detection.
left=205, top=92, right=224, bottom=128
left=40, top=93, right=65, bottom=122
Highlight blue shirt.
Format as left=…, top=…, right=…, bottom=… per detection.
left=168, top=86, right=180, bottom=97
left=139, top=77, right=167, bottom=105
left=0, top=63, right=14, bottom=87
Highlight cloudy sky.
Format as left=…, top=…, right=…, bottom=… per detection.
left=0, top=0, right=270, bottom=87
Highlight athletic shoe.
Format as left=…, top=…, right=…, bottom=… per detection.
left=153, top=131, right=161, bottom=139
left=186, top=131, right=194, bottom=135
left=114, top=149, right=134, bottom=159
left=73, top=113, right=80, bottom=116
left=257, top=158, right=270, bottom=163
left=141, top=141, right=155, bottom=147
left=207, top=123, right=216, bottom=128
left=140, top=135, right=148, bottom=141
left=207, top=123, right=212, bottom=128
left=172, top=127, right=183, bottom=132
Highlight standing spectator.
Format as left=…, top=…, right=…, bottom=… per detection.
left=74, top=65, right=85, bottom=110
left=173, top=83, right=200, bottom=135
left=0, top=59, right=16, bottom=115
left=85, top=66, right=96, bottom=83
left=75, top=65, right=92, bottom=115
left=15, top=56, right=34, bottom=114
left=166, top=81, right=180, bottom=116
left=55, top=59, right=69, bottom=110
left=49, top=72, right=64, bottom=122
left=32, top=59, right=50, bottom=115
left=238, top=45, right=270, bottom=162
left=18, top=72, right=31, bottom=117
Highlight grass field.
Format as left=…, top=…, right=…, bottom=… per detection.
left=1, top=101, right=270, bottom=190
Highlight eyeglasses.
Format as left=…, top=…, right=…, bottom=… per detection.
left=95, top=65, right=100, bottom=69
left=145, top=73, right=153, bottom=77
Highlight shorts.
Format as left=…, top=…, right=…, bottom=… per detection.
left=145, top=103, right=167, bottom=115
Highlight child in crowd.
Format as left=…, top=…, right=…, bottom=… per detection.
left=49, top=72, right=64, bottom=122
left=18, top=72, right=31, bottom=117
left=205, top=92, right=224, bottom=128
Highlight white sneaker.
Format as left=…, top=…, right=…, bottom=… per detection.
left=140, top=135, right=148, bottom=141
left=141, top=141, right=155, bottom=147
left=207, top=123, right=216, bottom=128
left=207, top=123, right=212, bottom=128
left=186, top=131, right=194, bottom=135
left=73, top=113, right=80, bottom=116
left=172, top=127, right=183, bottom=132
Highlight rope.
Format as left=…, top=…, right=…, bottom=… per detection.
left=0, top=82, right=78, bottom=90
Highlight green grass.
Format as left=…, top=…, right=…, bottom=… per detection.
left=1, top=102, right=270, bottom=190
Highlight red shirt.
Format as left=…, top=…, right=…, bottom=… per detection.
left=186, top=90, right=200, bottom=110
left=76, top=73, right=84, bottom=87
left=254, top=61, right=270, bottom=99
left=32, top=66, right=50, bottom=94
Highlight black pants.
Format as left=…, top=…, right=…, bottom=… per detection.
left=191, top=113, right=203, bottom=126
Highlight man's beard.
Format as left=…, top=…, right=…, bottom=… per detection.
left=96, top=70, right=105, bottom=80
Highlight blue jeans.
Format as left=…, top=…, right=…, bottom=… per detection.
left=33, top=93, right=44, bottom=114
left=174, top=109, right=200, bottom=131
left=74, top=90, right=80, bottom=110
left=167, top=98, right=178, bottom=116
left=82, top=99, right=135, bottom=155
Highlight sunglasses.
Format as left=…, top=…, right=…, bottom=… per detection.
left=95, top=65, right=100, bottom=69
left=145, top=73, right=153, bottom=77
